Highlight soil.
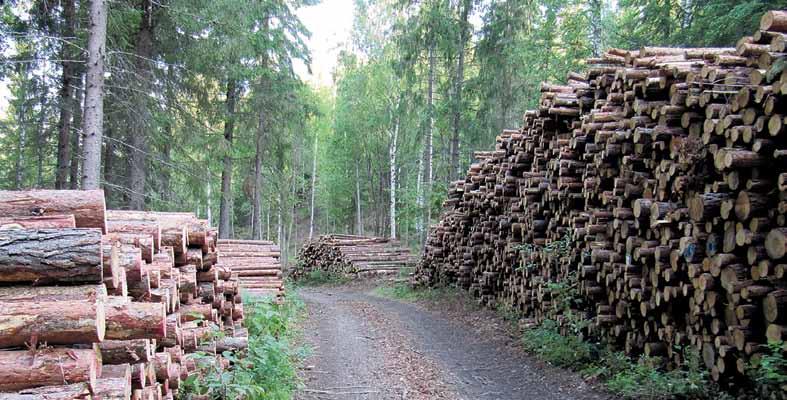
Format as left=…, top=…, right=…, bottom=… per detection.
left=295, top=283, right=612, bottom=400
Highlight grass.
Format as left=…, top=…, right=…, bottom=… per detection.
left=521, top=320, right=719, bottom=400
left=293, top=269, right=350, bottom=286
left=372, top=281, right=473, bottom=304
left=179, top=286, right=307, bottom=399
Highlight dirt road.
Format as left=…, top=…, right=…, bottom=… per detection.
left=295, top=286, right=610, bottom=400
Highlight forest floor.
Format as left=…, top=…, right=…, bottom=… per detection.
left=294, top=282, right=611, bottom=400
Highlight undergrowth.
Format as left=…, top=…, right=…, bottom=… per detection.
left=373, top=282, right=474, bottom=306
left=294, top=269, right=350, bottom=286
left=522, top=320, right=721, bottom=400
left=179, top=287, right=306, bottom=399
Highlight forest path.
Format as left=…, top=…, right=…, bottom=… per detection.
left=295, top=285, right=610, bottom=400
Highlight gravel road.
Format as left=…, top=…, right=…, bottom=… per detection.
left=295, top=285, right=610, bottom=400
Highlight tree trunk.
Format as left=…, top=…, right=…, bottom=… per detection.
left=81, top=0, right=108, bottom=190
left=355, top=162, right=363, bottom=236
left=70, top=68, right=85, bottom=189
left=55, top=0, right=77, bottom=189
left=34, top=89, right=47, bottom=188
left=128, top=0, right=154, bottom=210
left=389, top=99, right=400, bottom=239
left=252, top=109, right=265, bottom=240
left=425, top=42, right=435, bottom=242
left=0, top=348, right=100, bottom=392
left=219, top=79, right=238, bottom=239
left=0, top=228, right=103, bottom=284
left=14, top=83, right=27, bottom=189
left=309, top=134, right=318, bottom=240
left=450, top=0, right=470, bottom=182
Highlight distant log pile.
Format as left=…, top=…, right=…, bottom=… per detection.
left=0, top=189, right=251, bottom=399
left=217, top=239, right=284, bottom=299
left=296, top=234, right=415, bottom=278
left=416, top=10, right=787, bottom=386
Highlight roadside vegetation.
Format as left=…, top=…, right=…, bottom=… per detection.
left=180, top=288, right=306, bottom=399
left=372, top=282, right=474, bottom=305
left=293, top=270, right=351, bottom=286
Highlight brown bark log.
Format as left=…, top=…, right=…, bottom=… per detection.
left=0, top=347, right=100, bottom=391
left=0, top=190, right=106, bottom=231
left=0, top=284, right=107, bottom=303
left=94, top=377, right=132, bottom=400
left=105, top=297, right=166, bottom=340
left=0, top=228, right=103, bottom=284
left=105, top=220, right=160, bottom=253
left=0, top=299, right=105, bottom=347
left=104, top=232, right=154, bottom=263
left=0, top=382, right=91, bottom=400
left=99, top=339, right=152, bottom=364
left=0, top=214, right=76, bottom=230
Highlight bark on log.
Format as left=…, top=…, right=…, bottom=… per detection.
left=99, top=339, right=153, bottom=364
left=0, top=299, right=105, bottom=347
left=0, top=284, right=107, bottom=303
left=0, top=228, right=103, bottom=284
left=0, top=214, right=76, bottom=230
left=0, top=382, right=91, bottom=400
left=0, top=348, right=100, bottom=391
left=0, top=190, right=106, bottom=232
left=105, top=297, right=166, bottom=340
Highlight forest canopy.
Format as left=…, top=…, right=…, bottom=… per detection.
left=0, top=0, right=784, bottom=261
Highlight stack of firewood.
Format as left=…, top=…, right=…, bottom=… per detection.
left=217, top=239, right=284, bottom=299
left=0, top=190, right=249, bottom=399
left=295, top=234, right=415, bottom=278
left=416, top=10, right=787, bottom=386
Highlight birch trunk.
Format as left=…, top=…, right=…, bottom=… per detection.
left=219, top=79, right=238, bottom=239
left=450, top=0, right=470, bottom=181
left=309, top=134, right=318, bottom=240
left=252, top=108, right=265, bottom=240
left=355, top=162, right=363, bottom=236
left=70, top=69, right=84, bottom=189
left=424, top=42, right=436, bottom=243
left=389, top=109, right=399, bottom=239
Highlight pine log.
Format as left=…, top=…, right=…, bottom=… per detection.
left=0, top=190, right=106, bottom=232
left=0, top=382, right=91, bottom=400
left=0, top=228, right=103, bottom=284
left=0, top=347, right=100, bottom=391
left=105, top=297, right=166, bottom=340
left=99, top=339, right=153, bottom=364
left=0, top=299, right=105, bottom=347
left=0, top=214, right=76, bottom=230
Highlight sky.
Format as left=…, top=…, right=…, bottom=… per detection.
left=294, top=0, right=356, bottom=87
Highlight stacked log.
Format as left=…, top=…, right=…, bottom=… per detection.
left=296, top=234, right=416, bottom=278
left=217, top=239, right=284, bottom=299
left=416, top=10, right=787, bottom=388
left=0, top=190, right=250, bottom=399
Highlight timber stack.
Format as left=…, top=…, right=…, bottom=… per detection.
left=217, top=239, right=284, bottom=299
left=296, top=234, right=415, bottom=278
left=0, top=189, right=251, bottom=400
left=416, top=10, right=787, bottom=392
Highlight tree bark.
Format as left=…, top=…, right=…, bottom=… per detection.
left=252, top=108, right=265, bottom=240
left=389, top=96, right=400, bottom=239
left=105, top=297, right=166, bottom=341
left=0, top=382, right=91, bottom=400
left=450, top=0, right=470, bottom=182
left=128, top=0, right=155, bottom=210
left=0, top=348, right=100, bottom=392
left=69, top=67, right=85, bottom=189
left=0, top=214, right=76, bottom=229
left=81, top=0, right=108, bottom=190
left=0, top=189, right=107, bottom=231
left=55, top=0, right=77, bottom=189
left=219, top=79, right=238, bottom=239
left=0, top=228, right=103, bottom=284
left=355, top=162, right=363, bottom=235
left=309, top=134, right=318, bottom=240
left=0, top=299, right=105, bottom=347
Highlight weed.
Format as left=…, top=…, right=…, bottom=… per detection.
left=372, top=282, right=472, bottom=306
left=522, top=320, right=719, bottom=399
left=294, top=269, right=350, bottom=286
left=748, top=341, right=787, bottom=397
left=179, top=287, right=306, bottom=399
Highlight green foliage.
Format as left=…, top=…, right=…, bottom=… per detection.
left=748, top=341, right=787, bottom=396
left=372, top=282, right=470, bottom=304
left=523, top=320, right=716, bottom=399
left=179, top=290, right=306, bottom=399
left=294, top=270, right=351, bottom=286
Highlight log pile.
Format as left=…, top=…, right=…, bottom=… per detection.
left=416, top=10, right=787, bottom=388
left=217, top=239, right=284, bottom=299
left=296, top=234, right=416, bottom=278
left=0, top=190, right=251, bottom=400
